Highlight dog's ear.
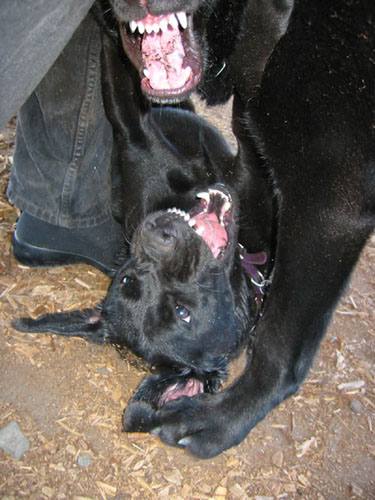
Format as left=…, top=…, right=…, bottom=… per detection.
left=12, top=308, right=108, bottom=344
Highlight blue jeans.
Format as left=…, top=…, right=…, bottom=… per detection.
left=1, top=1, right=114, bottom=228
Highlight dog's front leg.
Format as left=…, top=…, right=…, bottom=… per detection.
left=145, top=0, right=374, bottom=458
left=146, top=189, right=372, bottom=457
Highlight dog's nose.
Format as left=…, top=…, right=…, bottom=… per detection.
left=144, top=215, right=178, bottom=248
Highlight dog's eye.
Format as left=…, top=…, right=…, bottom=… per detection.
left=122, top=275, right=133, bottom=286
left=175, top=304, right=191, bottom=323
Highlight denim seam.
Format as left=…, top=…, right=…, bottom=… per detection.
left=58, top=22, right=111, bottom=228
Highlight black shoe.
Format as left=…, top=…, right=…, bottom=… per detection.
left=12, top=212, right=125, bottom=276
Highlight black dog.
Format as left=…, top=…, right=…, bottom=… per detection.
left=95, top=0, right=374, bottom=459
left=14, top=25, right=268, bottom=437
left=15, top=0, right=375, bottom=458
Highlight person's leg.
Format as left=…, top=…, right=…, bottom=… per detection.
left=0, top=0, right=95, bottom=128
left=7, top=9, right=124, bottom=275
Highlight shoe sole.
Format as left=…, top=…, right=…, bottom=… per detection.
left=12, top=234, right=115, bottom=276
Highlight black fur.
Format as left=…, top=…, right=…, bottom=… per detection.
left=102, top=0, right=375, bottom=458
left=14, top=0, right=375, bottom=458
left=109, top=0, right=375, bottom=459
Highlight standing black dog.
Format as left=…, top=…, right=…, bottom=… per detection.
left=15, top=0, right=375, bottom=458
left=97, top=0, right=374, bottom=458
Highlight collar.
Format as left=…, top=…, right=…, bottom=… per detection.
left=238, top=244, right=270, bottom=314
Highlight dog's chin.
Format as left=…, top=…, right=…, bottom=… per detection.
left=119, top=11, right=203, bottom=103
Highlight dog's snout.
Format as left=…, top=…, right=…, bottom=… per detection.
left=143, top=214, right=180, bottom=249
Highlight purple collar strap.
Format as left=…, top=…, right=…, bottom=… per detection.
left=239, top=244, right=270, bottom=311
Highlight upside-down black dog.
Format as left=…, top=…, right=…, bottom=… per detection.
left=14, top=18, right=269, bottom=444
left=15, top=0, right=375, bottom=459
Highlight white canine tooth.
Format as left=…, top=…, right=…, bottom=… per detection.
left=129, top=20, right=137, bottom=33
left=160, top=19, right=168, bottom=32
left=137, top=22, right=145, bottom=34
left=188, top=219, right=196, bottom=227
left=184, top=214, right=190, bottom=221
left=195, top=226, right=205, bottom=236
left=223, top=201, right=231, bottom=213
left=169, top=14, right=179, bottom=29
left=196, top=192, right=210, bottom=203
left=208, top=189, right=228, bottom=203
left=143, top=68, right=150, bottom=78
left=176, top=12, right=188, bottom=29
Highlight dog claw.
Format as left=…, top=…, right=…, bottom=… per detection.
left=178, top=437, right=191, bottom=447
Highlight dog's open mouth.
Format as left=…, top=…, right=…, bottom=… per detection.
left=159, top=377, right=204, bottom=405
left=167, top=188, right=233, bottom=259
left=119, top=11, right=202, bottom=102
left=158, top=348, right=247, bottom=406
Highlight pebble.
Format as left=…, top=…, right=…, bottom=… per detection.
left=350, top=399, right=363, bottom=414
left=0, top=421, right=30, bottom=459
left=77, top=452, right=92, bottom=468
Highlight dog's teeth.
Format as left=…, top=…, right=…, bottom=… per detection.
left=176, top=12, right=188, bottom=29
left=196, top=192, right=210, bottom=203
left=160, top=18, right=168, bottom=32
left=152, top=23, right=160, bottom=33
left=129, top=20, right=137, bottom=33
left=137, top=21, right=145, bottom=34
left=195, top=226, right=205, bottom=236
left=169, top=14, right=179, bottom=29
left=145, top=24, right=153, bottom=34
left=188, top=218, right=196, bottom=227
left=208, top=189, right=229, bottom=203
left=184, top=213, right=190, bottom=221
left=143, top=68, right=150, bottom=78
left=223, top=201, right=231, bottom=213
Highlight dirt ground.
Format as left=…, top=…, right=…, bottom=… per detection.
left=0, top=102, right=374, bottom=500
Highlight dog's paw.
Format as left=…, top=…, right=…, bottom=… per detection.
left=123, top=401, right=158, bottom=432
left=151, top=394, right=246, bottom=458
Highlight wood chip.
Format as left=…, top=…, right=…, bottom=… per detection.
left=214, top=486, right=227, bottom=496
left=163, top=469, right=182, bottom=486
left=74, top=278, right=91, bottom=290
left=96, top=481, right=117, bottom=497
left=337, top=380, right=365, bottom=391
left=296, top=437, right=317, bottom=457
left=298, top=474, right=311, bottom=487
left=272, top=450, right=284, bottom=468
left=229, top=483, right=246, bottom=498
left=42, top=486, right=55, bottom=498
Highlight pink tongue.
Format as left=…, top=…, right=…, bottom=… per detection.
left=194, top=212, right=228, bottom=258
left=159, top=379, right=203, bottom=405
left=141, top=20, right=191, bottom=90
